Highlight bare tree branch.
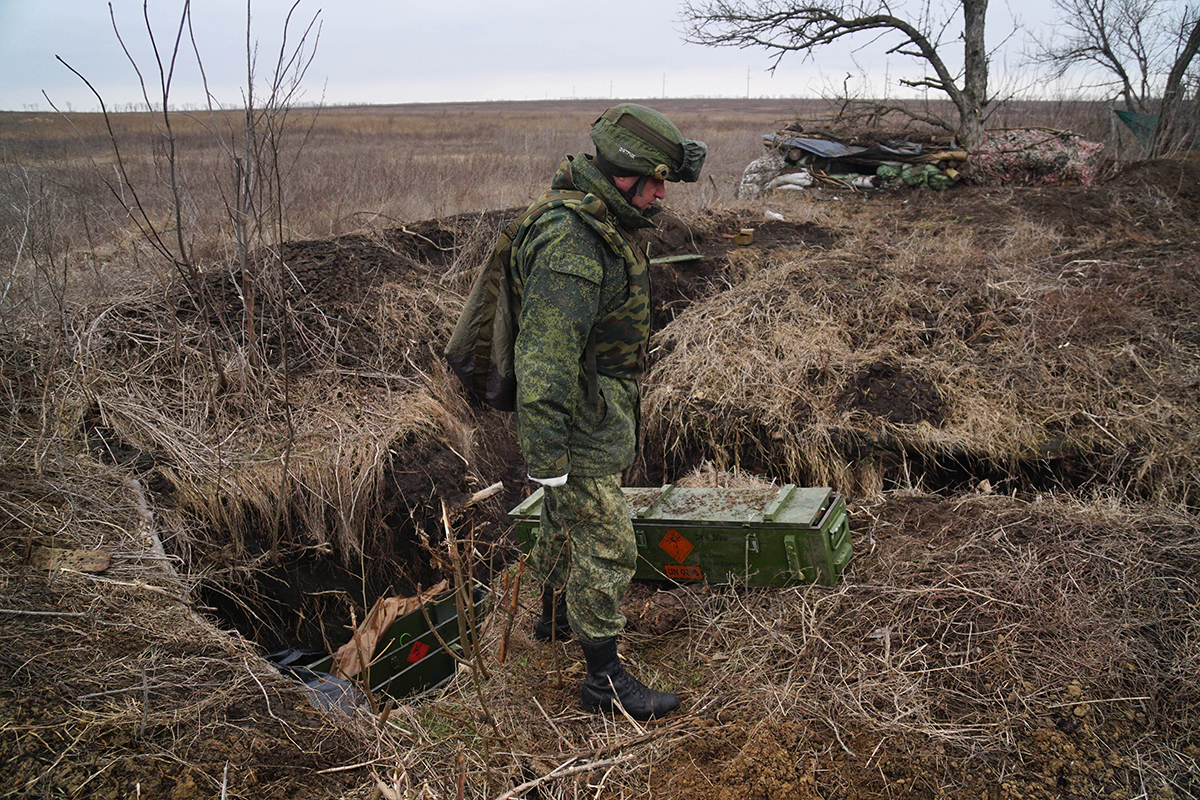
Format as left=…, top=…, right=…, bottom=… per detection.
left=1033, top=0, right=1198, bottom=153
left=1032, top=0, right=1177, bottom=111
left=681, top=0, right=992, bottom=147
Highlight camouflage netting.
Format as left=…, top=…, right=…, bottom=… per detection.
left=968, top=129, right=1107, bottom=186
left=737, top=125, right=1107, bottom=197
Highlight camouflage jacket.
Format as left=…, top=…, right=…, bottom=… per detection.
left=511, top=154, right=656, bottom=479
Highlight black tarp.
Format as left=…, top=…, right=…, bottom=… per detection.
left=765, top=134, right=932, bottom=167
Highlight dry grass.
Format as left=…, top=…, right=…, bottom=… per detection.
left=345, top=491, right=1198, bottom=799
left=0, top=97, right=1128, bottom=318
left=60, top=262, right=480, bottom=593
left=2, top=99, right=1198, bottom=798
left=0, top=454, right=376, bottom=797
left=4, top=445, right=1197, bottom=796
left=0, top=100, right=789, bottom=292
left=642, top=183, right=1200, bottom=506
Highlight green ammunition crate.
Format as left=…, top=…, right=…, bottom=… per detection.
left=509, top=484, right=852, bottom=587
left=306, top=586, right=487, bottom=700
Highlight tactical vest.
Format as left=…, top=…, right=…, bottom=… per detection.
left=511, top=189, right=651, bottom=381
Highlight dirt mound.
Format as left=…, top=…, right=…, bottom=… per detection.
left=843, top=360, right=945, bottom=425
left=641, top=156, right=1200, bottom=504
left=1110, top=156, right=1200, bottom=206
left=648, top=209, right=836, bottom=328
left=899, top=156, right=1200, bottom=241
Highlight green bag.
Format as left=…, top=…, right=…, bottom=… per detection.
left=444, top=191, right=586, bottom=412
left=902, top=163, right=943, bottom=187
left=876, top=163, right=902, bottom=181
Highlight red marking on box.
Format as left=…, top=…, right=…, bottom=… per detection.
left=407, top=641, right=430, bottom=663
left=659, top=529, right=694, bottom=563
left=664, top=564, right=703, bottom=580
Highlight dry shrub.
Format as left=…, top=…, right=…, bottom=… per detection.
left=61, top=244, right=480, bottom=597
left=642, top=186, right=1200, bottom=505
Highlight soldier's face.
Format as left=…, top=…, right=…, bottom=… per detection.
left=613, top=176, right=666, bottom=211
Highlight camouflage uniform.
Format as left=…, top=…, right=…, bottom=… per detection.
left=512, top=153, right=655, bottom=642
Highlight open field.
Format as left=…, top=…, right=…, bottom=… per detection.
left=0, top=97, right=1127, bottom=268
left=1, top=99, right=1197, bottom=799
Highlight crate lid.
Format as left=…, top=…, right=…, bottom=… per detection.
left=509, top=484, right=834, bottom=528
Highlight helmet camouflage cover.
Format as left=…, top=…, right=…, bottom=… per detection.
left=590, top=103, right=707, bottom=183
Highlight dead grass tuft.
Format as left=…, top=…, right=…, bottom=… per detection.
left=67, top=271, right=477, bottom=590
left=642, top=183, right=1200, bottom=505
left=330, top=490, right=1199, bottom=799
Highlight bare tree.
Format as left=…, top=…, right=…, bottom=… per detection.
left=55, top=2, right=204, bottom=302
left=1034, top=0, right=1199, bottom=154
left=1034, top=0, right=1171, bottom=112
left=680, top=0, right=994, bottom=149
left=1152, top=8, right=1200, bottom=153
left=55, top=0, right=321, bottom=564
left=191, top=0, right=321, bottom=565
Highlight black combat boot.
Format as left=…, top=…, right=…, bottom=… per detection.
left=532, top=586, right=572, bottom=642
left=579, top=637, right=679, bottom=720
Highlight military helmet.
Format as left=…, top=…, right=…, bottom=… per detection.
left=590, top=103, right=707, bottom=183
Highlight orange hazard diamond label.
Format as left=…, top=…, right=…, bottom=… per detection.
left=407, top=641, right=430, bottom=663
left=659, top=529, right=694, bottom=563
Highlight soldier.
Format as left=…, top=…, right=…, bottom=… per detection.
left=513, top=104, right=706, bottom=720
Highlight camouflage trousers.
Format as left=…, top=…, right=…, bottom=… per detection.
left=526, top=474, right=635, bottom=642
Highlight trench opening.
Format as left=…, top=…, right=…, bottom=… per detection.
left=639, top=426, right=1134, bottom=505
left=190, top=434, right=1114, bottom=674
left=188, top=437, right=520, bottom=668
left=176, top=207, right=1168, bottom=685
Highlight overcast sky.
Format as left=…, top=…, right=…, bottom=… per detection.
left=1, top=0, right=1053, bottom=112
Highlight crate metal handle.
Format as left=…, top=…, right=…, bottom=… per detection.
left=783, top=534, right=805, bottom=580
left=637, top=483, right=675, bottom=518
left=762, top=484, right=797, bottom=522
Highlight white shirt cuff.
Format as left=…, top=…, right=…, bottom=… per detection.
left=529, top=473, right=568, bottom=487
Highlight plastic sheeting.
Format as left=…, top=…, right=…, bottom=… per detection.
left=765, top=134, right=932, bottom=166
left=267, top=649, right=367, bottom=712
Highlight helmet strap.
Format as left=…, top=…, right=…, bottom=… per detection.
left=632, top=175, right=649, bottom=203
left=593, top=151, right=648, bottom=205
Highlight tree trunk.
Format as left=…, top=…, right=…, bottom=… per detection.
left=1150, top=16, right=1200, bottom=157
left=959, top=0, right=990, bottom=150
